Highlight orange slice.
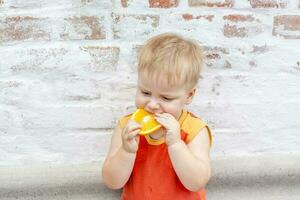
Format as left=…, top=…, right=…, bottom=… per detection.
left=131, top=109, right=161, bottom=135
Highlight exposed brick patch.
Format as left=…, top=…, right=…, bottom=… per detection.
left=60, top=16, right=105, bottom=40
left=3, top=46, right=121, bottom=77
left=203, top=46, right=231, bottom=68
left=223, top=15, right=256, bottom=22
left=80, top=46, right=120, bottom=72
left=0, top=16, right=50, bottom=43
left=250, top=0, right=287, bottom=8
left=188, top=0, right=234, bottom=7
left=149, top=0, right=178, bottom=8
left=10, top=48, right=69, bottom=73
left=64, top=94, right=101, bottom=101
left=223, top=14, right=262, bottom=38
left=204, top=46, right=229, bottom=59
left=224, top=25, right=247, bottom=38
left=121, top=0, right=128, bottom=7
left=250, top=45, right=270, bottom=54
left=112, top=13, right=159, bottom=39
left=0, top=0, right=3, bottom=5
left=182, top=14, right=214, bottom=22
left=273, top=15, right=300, bottom=39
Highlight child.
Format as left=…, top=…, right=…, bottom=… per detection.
left=102, top=33, right=212, bottom=200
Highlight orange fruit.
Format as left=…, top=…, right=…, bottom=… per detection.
left=131, top=109, right=162, bottom=135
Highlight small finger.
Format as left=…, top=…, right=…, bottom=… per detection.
left=155, top=113, right=164, bottom=117
left=127, top=121, right=142, bottom=131
left=128, top=120, right=141, bottom=126
left=155, top=115, right=167, bottom=121
left=127, top=129, right=140, bottom=140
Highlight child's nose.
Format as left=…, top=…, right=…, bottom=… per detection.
left=147, top=98, right=160, bottom=111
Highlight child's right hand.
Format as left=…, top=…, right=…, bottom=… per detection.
left=121, top=120, right=141, bottom=154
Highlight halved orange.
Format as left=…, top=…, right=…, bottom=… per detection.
left=131, top=108, right=162, bottom=135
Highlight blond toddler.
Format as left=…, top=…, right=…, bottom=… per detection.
left=102, top=33, right=212, bottom=200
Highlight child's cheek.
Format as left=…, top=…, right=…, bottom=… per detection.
left=164, top=104, right=181, bottom=120
left=135, top=95, right=146, bottom=108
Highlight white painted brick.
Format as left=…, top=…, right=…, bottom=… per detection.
left=9, top=106, right=117, bottom=130
left=0, top=129, right=112, bottom=165
left=0, top=45, right=120, bottom=80
left=1, top=0, right=300, bottom=166
left=115, top=0, right=149, bottom=9
left=112, top=13, right=160, bottom=40
left=0, top=14, right=107, bottom=44
left=1, top=0, right=112, bottom=10
left=162, top=12, right=223, bottom=44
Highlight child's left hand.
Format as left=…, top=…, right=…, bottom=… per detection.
left=155, top=113, right=181, bottom=146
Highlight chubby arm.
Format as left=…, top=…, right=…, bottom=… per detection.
left=155, top=113, right=212, bottom=191
left=101, top=121, right=141, bottom=189
left=167, top=127, right=211, bottom=191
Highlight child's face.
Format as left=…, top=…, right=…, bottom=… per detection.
left=135, top=72, right=195, bottom=120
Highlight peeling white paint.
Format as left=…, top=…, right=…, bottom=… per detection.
left=0, top=0, right=300, bottom=166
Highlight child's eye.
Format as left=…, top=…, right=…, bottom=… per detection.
left=162, top=96, right=173, bottom=101
left=142, top=91, right=151, bottom=96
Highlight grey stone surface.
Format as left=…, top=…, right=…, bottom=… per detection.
left=0, top=154, right=299, bottom=200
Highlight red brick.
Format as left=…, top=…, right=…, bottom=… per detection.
left=223, top=14, right=262, bottom=38
left=0, top=0, right=3, bottom=5
left=223, top=15, right=255, bottom=22
left=60, top=16, right=105, bottom=40
left=273, top=15, right=300, bottom=39
left=250, top=0, right=287, bottom=8
left=121, top=0, right=128, bottom=7
left=149, top=0, right=178, bottom=8
left=204, top=46, right=229, bottom=59
left=203, top=46, right=231, bottom=68
left=188, top=0, right=234, bottom=7
left=182, top=14, right=214, bottom=22
left=224, top=25, right=251, bottom=38
left=0, top=16, right=50, bottom=43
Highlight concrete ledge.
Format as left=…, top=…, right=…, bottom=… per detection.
left=0, top=154, right=299, bottom=200
left=207, top=154, right=300, bottom=200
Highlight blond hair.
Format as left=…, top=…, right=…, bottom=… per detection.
left=138, top=33, right=203, bottom=90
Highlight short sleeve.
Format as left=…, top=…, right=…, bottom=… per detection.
left=182, top=114, right=212, bottom=147
left=118, top=114, right=132, bottom=129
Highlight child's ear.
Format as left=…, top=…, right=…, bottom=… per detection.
left=186, top=87, right=196, bottom=105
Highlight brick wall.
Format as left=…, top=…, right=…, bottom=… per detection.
left=0, top=0, right=300, bottom=166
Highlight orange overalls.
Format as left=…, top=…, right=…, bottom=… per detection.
left=119, top=110, right=212, bottom=200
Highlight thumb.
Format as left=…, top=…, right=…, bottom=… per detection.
left=135, top=135, right=140, bottom=143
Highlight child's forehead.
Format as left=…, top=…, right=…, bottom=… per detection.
left=138, top=73, right=183, bottom=92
